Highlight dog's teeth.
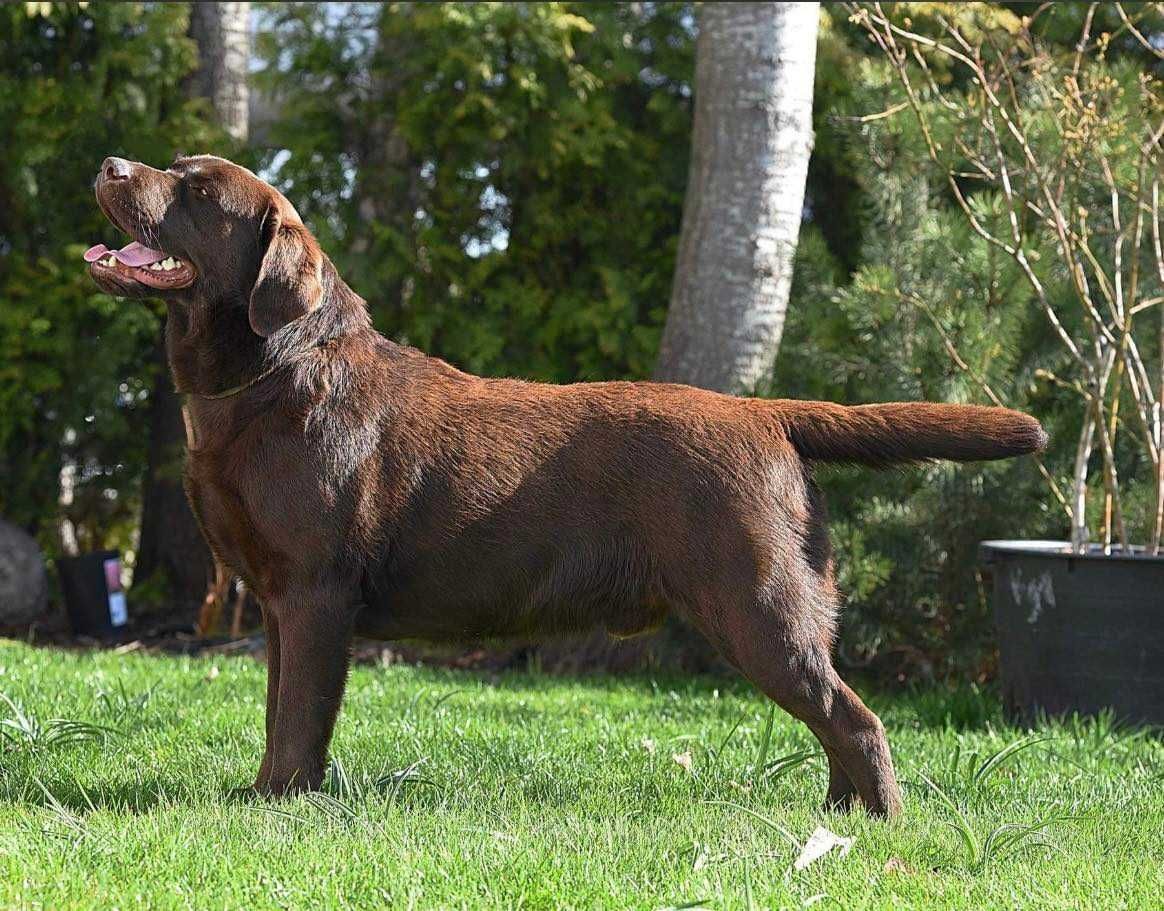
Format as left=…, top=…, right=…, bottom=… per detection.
left=162, top=257, right=176, bottom=270
left=150, top=263, right=162, bottom=270
left=103, top=256, right=115, bottom=266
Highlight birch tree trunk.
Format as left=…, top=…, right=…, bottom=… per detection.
left=135, top=3, right=250, bottom=623
left=654, top=2, right=819, bottom=394
left=185, top=2, right=250, bottom=142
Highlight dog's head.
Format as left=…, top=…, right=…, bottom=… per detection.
left=87, top=154, right=323, bottom=336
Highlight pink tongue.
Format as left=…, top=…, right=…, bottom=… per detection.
left=83, top=241, right=166, bottom=267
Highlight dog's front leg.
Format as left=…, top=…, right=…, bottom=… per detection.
left=253, top=604, right=281, bottom=789
left=254, top=590, right=356, bottom=796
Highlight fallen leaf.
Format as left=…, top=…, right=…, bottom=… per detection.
left=203, top=665, right=220, bottom=682
left=641, top=737, right=656, bottom=755
left=883, top=856, right=915, bottom=874
left=794, top=826, right=854, bottom=871
left=672, top=751, right=694, bottom=775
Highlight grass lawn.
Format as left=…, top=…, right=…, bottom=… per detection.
left=0, top=640, right=1160, bottom=910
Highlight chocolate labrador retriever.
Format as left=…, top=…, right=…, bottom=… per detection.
left=87, top=154, right=1046, bottom=816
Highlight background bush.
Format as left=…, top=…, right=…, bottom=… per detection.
left=3, top=2, right=1159, bottom=680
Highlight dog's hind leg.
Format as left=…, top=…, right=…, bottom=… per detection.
left=801, top=480, right=860, bottom=814
left=699, top=597, right=901, bottom=816
left=710, top=626, right=858, bottom=813
left=823, top=746, right=859, bottom=812
left=686, top=551, right=900, bottom=818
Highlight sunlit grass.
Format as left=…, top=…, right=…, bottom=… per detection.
left=0, top=640, right=1160, bottom=909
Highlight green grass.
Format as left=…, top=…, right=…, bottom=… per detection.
left=0, top=641, right=1160, bottom=910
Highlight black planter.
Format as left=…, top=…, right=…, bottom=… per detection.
left=980, top=540, right=1164, bottom=726
left=57, top=550, right=130, bottom=639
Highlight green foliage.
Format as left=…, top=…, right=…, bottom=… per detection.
left=779, top=5, right=1162, bottom=679
left=256, top=1, right=694, bottom=381
left=3, top=2, right=1158, bottom=684
left=0, top=2, right=216, bottom=555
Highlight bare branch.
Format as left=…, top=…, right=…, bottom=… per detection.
left=1115, top=2, right=1164, bottom=60
left=906, top=291, right=1071, bottom=518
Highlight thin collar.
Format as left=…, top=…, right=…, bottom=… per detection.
left=183, top=361, right=284, bottom=400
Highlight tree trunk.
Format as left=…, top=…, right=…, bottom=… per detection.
left=134, top=3, right=250, bottom=623
left=654, top=1, right=818, bottom=394
left=542, top=3, right=820, bottom=673
left=185, top=2, right=250, bottom=142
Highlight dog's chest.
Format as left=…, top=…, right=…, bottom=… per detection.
left=185, top=435, right=341, bottom=600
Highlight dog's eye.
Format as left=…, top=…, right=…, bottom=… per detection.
left=196, top=186, right=211, bottom=198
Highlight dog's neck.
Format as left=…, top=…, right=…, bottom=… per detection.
left=165, top=256, right=372, bottom=398
left=164, top=297, right=263, bottom=397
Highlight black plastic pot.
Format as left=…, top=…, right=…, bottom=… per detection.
left=980, top=540, right=1164, bottom=726
left=57, top=550, right=129, bottom=638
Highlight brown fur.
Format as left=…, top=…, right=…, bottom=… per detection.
left=90, top=154, right=1047, bottom=816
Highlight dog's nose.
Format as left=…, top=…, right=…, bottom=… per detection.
left=100, top=157, right=134, bottom=182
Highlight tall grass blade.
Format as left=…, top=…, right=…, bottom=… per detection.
left=377, top=757, right=434, bottom=802
left=761, top=748, right=817, bottom=782
left=431, top=689, right=468, bottom=712
left=704, top=800, right=800, bottom=851
left=713, top=711, right=747, bottom=764
left=742, top=858, right=756, bottom=911
left=304, top=790, right=360, bottom=823
left=973, top=735, right=1051, bottom=787
left=750, top=704, right=776, bottom=780
left=917, top=771, right=980, bottom=869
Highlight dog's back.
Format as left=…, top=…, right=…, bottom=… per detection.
left=357, top=356, right=1045, bottom=649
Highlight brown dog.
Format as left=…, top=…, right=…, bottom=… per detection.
left=87, top=154, right=1046, bottom=816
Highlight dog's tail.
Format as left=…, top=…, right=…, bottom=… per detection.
left=773, top=400, right=1047, bottom=467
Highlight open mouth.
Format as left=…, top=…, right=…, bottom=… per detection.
left=84, top=240, right=196, bottom=290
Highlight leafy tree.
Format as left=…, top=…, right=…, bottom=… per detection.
left=0, top=3, right=215, bottom=566
left=777, top=2, right=1162, bottom=679
left=136, top=2, right=251, bottom=623
left=255, top=1, right=694, bottom=383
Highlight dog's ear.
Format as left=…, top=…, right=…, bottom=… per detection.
left=248, top=201, right=323, bottom=337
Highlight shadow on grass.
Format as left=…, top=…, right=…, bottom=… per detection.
left=396, top=668, right=1010, bottom=733
left=7, top=774, right=187, bottom=815
left=6, top=774, right=328, bottom=817
left=882, top=683, right=1004, bottom=732
left=5, top=753, right=827, bottom=819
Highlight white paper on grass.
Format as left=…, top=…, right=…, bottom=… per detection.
left=793, top=827, right=854, bottom=871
